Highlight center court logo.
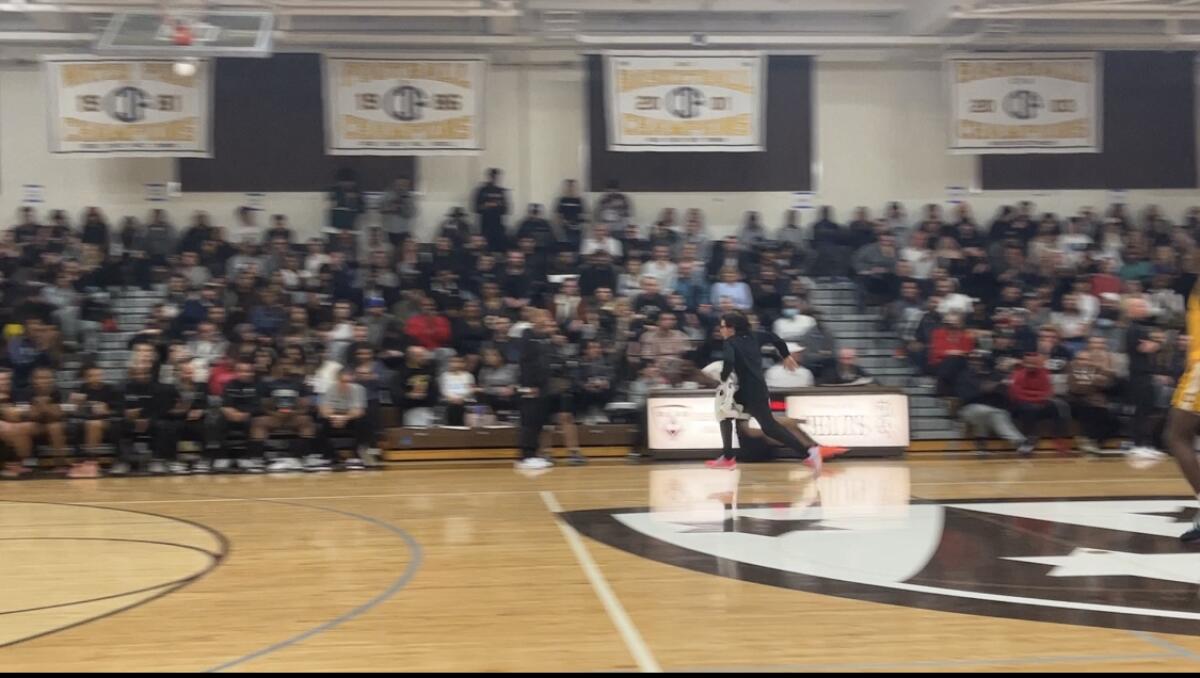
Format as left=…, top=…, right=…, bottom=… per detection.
left=561, top=497, right=1200, bottom=635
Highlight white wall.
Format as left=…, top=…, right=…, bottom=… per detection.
left=2, top=56, right=1198, bottom=240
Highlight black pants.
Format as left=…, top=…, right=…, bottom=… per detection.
left=218, top=418, right=258, bottom=459
left=519, top=394, right=552, bottom=459
left=445, top=402, right=466, bottom=426
left=576, top=389, right=612, bottom=417
left=1130, top=380, right=1162, bottom=448
left=319, top=417, right=369, bottom=459
left=729, top=389, right=808, bottom=461
left=1013, top=401, right=1068, bottom=442
left=482, top=220, right=507, bottom=253
left=1071, top=401, right=1119, bottom=442
left=935, top=356, right=968, bottom=397
left=154, top=418, right=208, bottom=460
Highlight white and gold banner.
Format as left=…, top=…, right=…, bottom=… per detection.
left=605, top=51, right=764, bottom=152
left=44, top=56, right=212, bottom=157
left=947, top=52, right=1101, bottom=154
left=324, top=56, right=486, bottom=155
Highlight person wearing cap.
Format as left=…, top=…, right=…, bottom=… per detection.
left=766, top=343, right=813, bottom=388
left=956, top=349, right=1027, bottom=455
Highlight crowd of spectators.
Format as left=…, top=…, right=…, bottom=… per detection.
left=860, top=200, right=1197, bottom=457
left=0, top=166, right=1189, bottom=477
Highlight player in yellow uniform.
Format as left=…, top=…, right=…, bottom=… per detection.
left=1166, top=235, right=1200, bottom=544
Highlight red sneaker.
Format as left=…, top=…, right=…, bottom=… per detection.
left=818, top=445, right=850, bottom=459
left=705, top=457, right=737, bottom=471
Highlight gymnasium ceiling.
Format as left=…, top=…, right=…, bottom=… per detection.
left=0, top=0, right=1199, bottom=57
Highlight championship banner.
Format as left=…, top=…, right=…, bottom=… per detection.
left=947, top=52, right=1101, bottom=154
left=43, top=56, right=212, bottom=157
left=605, top=51, right=764, bottom=152
left=324, top=56, right=486, bottom=155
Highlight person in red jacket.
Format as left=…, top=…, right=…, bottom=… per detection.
left=1008, top=352, right=1071, bottom=457
left=404, top=296, right=452, bottom=350
left=929, top=312, right=975, bottom=396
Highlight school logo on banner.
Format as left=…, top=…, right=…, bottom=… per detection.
left=947, top=52, right=1101, bottom=154
left=44, top=56, right=212, bottom=157
left=324, top=56, right=486, bottom=155
left=605, top=51, right=765, bottom=152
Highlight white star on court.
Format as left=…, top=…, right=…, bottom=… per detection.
left=1005, top=548, right=1200, bottom=585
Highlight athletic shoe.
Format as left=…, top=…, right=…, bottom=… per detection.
left=212, top=458, right=232, bottom=472
left=1128, top=446, right=1169, bottom=460
left=109, top=461, right=130, bottom=476
left=344, top=457, right=366, bottom=471
left=567, top=450, right=588, bottom=466
left=1079, top=438, right=1101, bottom=456
left=363, top=448, right=382, bottom=467
left=191, top=459, right=211, bottom=474
left=148, top=460, right=167, bottom=475
left=1182, top=521, right=1200, bottom=544
left=1017, top=441, right=1035, bottom=457
left=304, top=454, right=332, bottom=472
left=168, top=461, right=191, bottom=475
left=267, top=457, right=302, bottom=473
left=515, top=457, right=552, bottom=470
left=817, top=445, right=850, bottom=459
left=705, top=457, right=737, bottom=471
left=238, top=458, right=265, bottom=474
left=1, top=462, right=21, bottom=479
left=803, top=449, right=823, bottom=474
left=66, top=462, right=89, bottom=479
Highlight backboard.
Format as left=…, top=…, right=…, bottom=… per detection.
left=95, top=10, right=274, bottom=58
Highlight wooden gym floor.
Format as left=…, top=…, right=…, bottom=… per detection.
left=4, top=455, right=1200, bottom=672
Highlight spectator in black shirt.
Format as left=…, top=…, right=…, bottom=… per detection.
left=579, top=250, right=618, bottom=298
left=632, top=276, right=671, bottom=322
left=329, top=169, right=365, bottom=232
left=80, top=207, right=110, bottom=251
left=16, top=366, right=67, bottom=464
left=473, top=168, right=510, bottom=252
left=264, top=214, right=293, bottom=245
left=218, top=360, right=266, bottom=472
left=516, top=203, right=555, bottom=252
left=621, top=223, right=651, bottom=264
left=156, top=362, right=210, bottom=474
left=1126, top=297, right=1163, bottom=454
left=66, top=365, right=116, bottom=478
left=501, top=251, right=533, bottom=311
left=259, top=361, right=316, bottom=472
left=113, top=363, right=159, bottom=475
left=392, top=346, right=439, bottom=426
left=555, top=179, right=586, bottom=242
left=452, top=299, right=489, bottom=368
left=517, top=310, right=556, bottom=469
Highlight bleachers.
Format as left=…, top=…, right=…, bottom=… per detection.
left=807, top=280, right=965, bottom=442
